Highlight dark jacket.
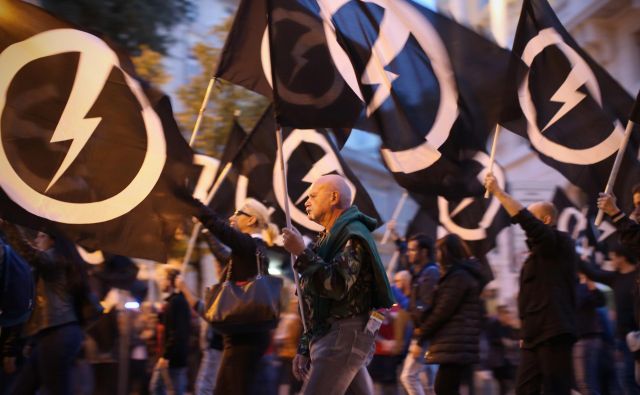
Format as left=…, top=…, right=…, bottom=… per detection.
left=295, top=206, right=395, bottom=355
left=611, top=214, right=640, bottom=333
left=613, top=214, right=640, bottom=259
left=575, top=282, right=605, bottom=338
left=579, top=259, right=637, bottom=337
left=513, top=209, right=577, bottom=347
left=2, top=224, right=78, bottom=336
left=408, top=262, right=440, bottom=330
left=419, top=260, right=489, bottom=365
left=162, top=292, right=191, bottom=368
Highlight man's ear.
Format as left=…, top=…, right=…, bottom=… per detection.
left=247, top=216, right=257, bottom=226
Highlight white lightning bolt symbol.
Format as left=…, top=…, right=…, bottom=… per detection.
left=46, top=50, right=114, bottom=192
left=294, top=153, right=338, bottom=205
left=361, top=7, right=410, bottom=117
left=542, top=63, right=589, bottom=132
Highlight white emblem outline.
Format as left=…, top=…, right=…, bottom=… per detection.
left=437, top=151, right=506, bottom=241
left=518, top=27, right=624, bottom=165
left=317, top=0, right=459, bottom=174
left=0, top=29, right=166, bottom=225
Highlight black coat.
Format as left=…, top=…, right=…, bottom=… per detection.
left=514, top=209, right=577, bottom=347
left=419, top=260, right=488, bottom=365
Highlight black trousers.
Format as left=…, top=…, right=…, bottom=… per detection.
left=434, top=363, right=472, bottom=395
left=516, top=336, right=574, bottom=395
left=12, top=323, right=83, bottom=395
left=214, top=331, right=271, bottom=395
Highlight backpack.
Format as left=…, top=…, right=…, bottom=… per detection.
left=0, top=244, right=35, bottom=326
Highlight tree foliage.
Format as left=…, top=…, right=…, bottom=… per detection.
left=131, top=45, right=171, bottom=86
left=41, top=0, right=194, bottom=55
left=176, top=17, right=269, bottom=159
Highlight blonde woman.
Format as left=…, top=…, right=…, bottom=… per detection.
left=178, top=198, right=278, bottom=395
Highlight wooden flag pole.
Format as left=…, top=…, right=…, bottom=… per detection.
left=381, top=191, right=409, bottom=245
left=276, top=126, right=308, bottom=333
left=484, top=124, right=501, bottom=199
left=188, top=77, right=216, bottom=147
left=595, top=119, right=636, bottom=226
left=595, top=91, right=640, bottom=226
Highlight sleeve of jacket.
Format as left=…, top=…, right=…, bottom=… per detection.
left=419, top=272, right=468, bottom=344
left=163, top=295, right=190, bottom=362
left=578, top=258, right=616, bottom=286
left=294, top=238, right=365, bottom=300
left=197, top=206, right=257, bottom=264
left=614, top=215, right=640, bottom=258
left=201, top=230, right=231, bottom=266
left=416, top=266, right=440, bottom=313
left=0, top=223, right=57, bottom=275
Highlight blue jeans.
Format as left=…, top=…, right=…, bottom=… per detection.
left=302, top=316, right=375, bottom=395
left=195, top=348, right=222, bottom=395
left=574, top=337, right=602, bottom=395
left=149, top=366, right=187, bottom=395
left=618, top=339, right=640, bottom=395
left=12, top=323, right=83, bottom=395
left=400, top=348, right=437, bottom=395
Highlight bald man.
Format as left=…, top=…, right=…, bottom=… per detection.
left=282, top=175, right=395, bottom=395
left=485, top=174, right=577, bottom=395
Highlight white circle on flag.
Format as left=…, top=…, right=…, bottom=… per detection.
left=0, top=29, right=166, bottom=224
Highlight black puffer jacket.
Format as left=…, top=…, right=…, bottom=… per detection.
left=419, top=260, right=489, bottom=365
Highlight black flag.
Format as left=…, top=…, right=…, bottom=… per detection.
left=210, top=107, right=381, bottom=235
left=552, top=187, right=617, bottom=252
left=217, top=0, right=514, bottom=200
left=410, top=153, right=510, bottom=258
left=0, top=0, right=198, bottom=261
left=502, top=0, right=640, bottom=213
left=321, top=0, right=515, bottom=200
left=215, top=0, right=363, bottom=130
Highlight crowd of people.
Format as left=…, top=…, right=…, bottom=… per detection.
left=2, top=173, right=640, bottom=395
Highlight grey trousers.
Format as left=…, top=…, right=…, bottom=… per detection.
left=302, top=316, right=375, bottom=395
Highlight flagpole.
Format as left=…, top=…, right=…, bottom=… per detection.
left=381, top=191, right=409, bottom=244
left=595, top=119, right=637, bottom=226
left=275, top=126, right=308, bottom=333
left=189, top=77, right=216, bottom=147
left=484, top=124, right=501, bottom=199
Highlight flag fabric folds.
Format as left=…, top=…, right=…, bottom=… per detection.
left=216, top=0, right=515, bottom=200
left=409, top=152, right=510, bottom=258
left=0, top=0, right=198, bottom=261
left=551, top=187, right=618, bottom=253
left=215, top=0, right=363, bottom=129
left=209, top=107, right=381, bottom=235
left=502, top=0, right=640, bottom=212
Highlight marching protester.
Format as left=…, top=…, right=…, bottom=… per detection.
left=414, top=234, right=490, bottom=395
left=149, top=267, right=191, bottom=395
left=281, top=174, right=395, bottom=395
left=177, top=197, right=279, bottom=395
left=598, top=193, right=640, bottom=257
left=485, top=173, right=578, bottom=395
left=397, top=233, right=440, bottom=395
left=0, top=221, right=87, bottom=395
left=579, top=247, right=640, bottom=394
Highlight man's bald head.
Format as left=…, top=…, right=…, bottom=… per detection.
left=527, top=201, right=558, bottom=225
left=313, top=174, right=352, bottom=209
left=304, top=175, right=352, bottom=227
